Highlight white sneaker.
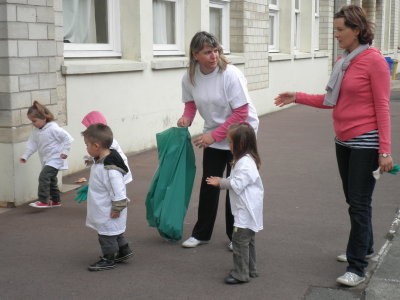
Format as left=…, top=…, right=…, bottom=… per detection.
left=182, top=237, right=207, bottom=248
left=228, top=242, right=233, bottom=251
left=336, top=253, right=374, bottom=262
left=336, top=272, right=365, bottom=287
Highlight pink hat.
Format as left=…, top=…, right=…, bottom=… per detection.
left=81, top=111, right=107, bottom=128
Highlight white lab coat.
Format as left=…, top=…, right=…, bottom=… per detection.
left=22, top=121, right=73, bottom=170
left=229, top=155, right=264, bottom=232
left=86, top=162, right=127, bottom=236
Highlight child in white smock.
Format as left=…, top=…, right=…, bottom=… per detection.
left=20, top=101, right=73, bottom=208
left=207, top=122, right=263, bottom=284
left=82, top=123, right=133, bottom=271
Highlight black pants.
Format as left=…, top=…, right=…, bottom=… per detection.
left=38, top=165, right=59, bottom=203
left=192, top=147, right=234, bottom=241
left=336, top=143, right=378, bottom=277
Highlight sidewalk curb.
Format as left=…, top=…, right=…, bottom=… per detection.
left=364, top=209, right=400, bottom=299
left=304, top=209, right=400, bottom=300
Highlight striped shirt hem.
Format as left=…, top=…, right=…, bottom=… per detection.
left=335, top=130, right=379, bottom=149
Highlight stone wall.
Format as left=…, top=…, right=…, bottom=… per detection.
left=230, top=0, right=268, bottom=91
left=0, top=0, right=65, bottom=146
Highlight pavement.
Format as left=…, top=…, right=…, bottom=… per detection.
left=0, top=83, right=399, bottom=299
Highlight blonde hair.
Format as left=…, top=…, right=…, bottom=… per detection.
left=188, top=31, right=229, bottom=85
left=27, top=101, right=54, bottom=122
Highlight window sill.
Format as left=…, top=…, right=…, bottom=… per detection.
left=227, top=53, right=246, bottom=65
left=151, top=54, right=245, bottom=70
left=382, top=51, right=395, bottom=56
left=314, top=51, right=330, bottom=58
left=151, top=57, right=188, bottom=70
left=268, top=53, right=293, bottom=61
left=61, top=59, right=146, bottom=75
left=294, top=52, right=312, bottom=60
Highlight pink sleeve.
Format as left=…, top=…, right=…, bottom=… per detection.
left=295, top=92, right=333, bottom=109
left=211, top=104, right=249, bottom=142
left=182, top=101, right=197, bottom=121
left=369, top=56, right=391, bottom=153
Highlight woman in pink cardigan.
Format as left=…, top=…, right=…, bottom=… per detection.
left=275, top=5, right=393, bottom=287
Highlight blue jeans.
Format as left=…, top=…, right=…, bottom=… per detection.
left=335, top=143, right=378, bottom=277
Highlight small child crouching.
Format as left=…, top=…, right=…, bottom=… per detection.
left=81, top=123, right=133, bottom=271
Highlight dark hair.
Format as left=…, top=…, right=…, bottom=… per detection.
left=81, top=123, right=113, bottom=149
left=188, top=31, right=229, bottom=85
left=334, top=5, right=374, bottom=45
left=27, top=101, right=54, bottom=122
left=228, top=123, right=261, bottom=169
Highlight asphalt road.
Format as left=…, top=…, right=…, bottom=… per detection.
left=391, top=90, right=400, bottom=101
left=1, top=103, right=399, bottom=300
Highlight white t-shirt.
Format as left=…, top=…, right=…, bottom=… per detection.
left=182, top=64, right=259, bottom=150
left=229, top=154, right=264, bottom=232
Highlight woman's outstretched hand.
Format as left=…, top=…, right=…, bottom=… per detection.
left=274, top=92, right=296, bottom=107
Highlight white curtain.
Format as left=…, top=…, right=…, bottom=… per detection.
left=210, top=7, right=222, bottom=42
left=63, top=0, right=96, bottom=43
left=153, top=0, right=175, bottom=44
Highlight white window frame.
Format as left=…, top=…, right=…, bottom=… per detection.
left=63, top=0, right=121, bottom=58
left=209, top=0, right=230, bottom=54
left=269, top=1, right=280, bottom=52
left=314, top=0, right=320, bottom=50
left=153, top=0, right=184, bottom=56
left=294, top=0, right=300, bottom=51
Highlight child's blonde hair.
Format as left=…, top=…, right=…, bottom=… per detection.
left=228, top=122, right=261, bottom=169
left=27, top=101, right=54, bottom=122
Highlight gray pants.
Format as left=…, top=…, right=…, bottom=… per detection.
left=230, top=227, right=257, bottom=282
left=98, top=234, right=128, bottom=256
left=38, top=165, right=59, bottom=203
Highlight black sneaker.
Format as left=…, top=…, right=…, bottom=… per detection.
left=88, top=255, right=115, bottom=271
left=115, top=244, right=133, bottom=263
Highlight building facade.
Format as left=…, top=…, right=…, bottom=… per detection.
left=0, top=0, right=399, bottom=206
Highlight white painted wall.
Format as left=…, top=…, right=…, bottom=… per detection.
left=62, top=57, right=329, bottom=176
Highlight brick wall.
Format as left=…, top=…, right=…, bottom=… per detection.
left=230, top=0, right=268, bottom=91
left=319, top=0, right=334, bottom=73
left=390, top=0, right=399, bottom=50
left=0, top=0, right=65, bottom=144
left=374, top=0, right=384, bottom=49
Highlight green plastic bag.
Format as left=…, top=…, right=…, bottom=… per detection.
left=74, top=184, right=88, bottom=203
left=145, top=127, right=196, bottom=242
